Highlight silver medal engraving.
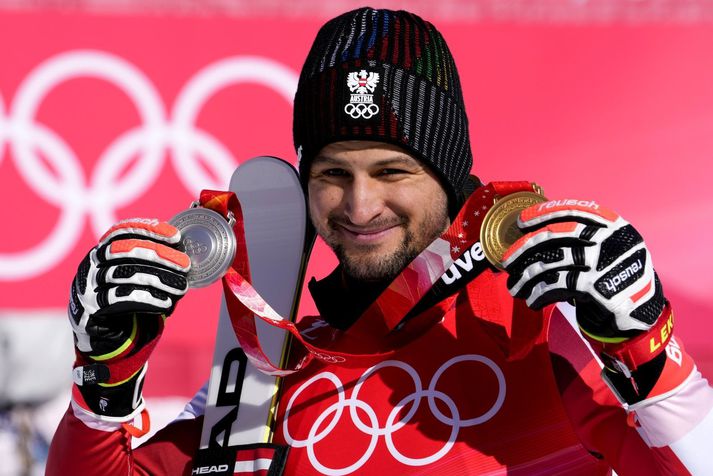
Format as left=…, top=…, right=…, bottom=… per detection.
left=169, top=206, right=237, bottom=288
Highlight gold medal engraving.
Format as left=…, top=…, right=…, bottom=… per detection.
left=480, top=190, right=547, bottom=269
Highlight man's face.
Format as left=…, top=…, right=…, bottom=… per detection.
left=308, top=141, right=450, bottom=282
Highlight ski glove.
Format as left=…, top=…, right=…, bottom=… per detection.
left=69, top=218, right=190, bottom=421
left=502, top=199, right=665, bottom=340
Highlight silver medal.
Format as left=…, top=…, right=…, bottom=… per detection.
left=169, top=204, right=237, bottom=288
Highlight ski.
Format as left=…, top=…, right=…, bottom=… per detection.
left=195, top=157, right=314, bottom=459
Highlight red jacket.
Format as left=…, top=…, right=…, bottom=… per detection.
left=47, top=268, right=712, bottom=475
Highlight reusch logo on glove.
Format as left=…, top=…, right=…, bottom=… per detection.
left=68, top=291, right=82, bottom=317
left=538, top=199, right=600, bottom=211
left=595, top=249, right=647, bottom=298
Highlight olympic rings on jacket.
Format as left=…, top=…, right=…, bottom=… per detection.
left=282, top=355, right=506, bottom=475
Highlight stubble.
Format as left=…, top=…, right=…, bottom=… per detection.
left=321, top=206, right=449, bottom=283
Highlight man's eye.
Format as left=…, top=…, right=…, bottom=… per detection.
left=322, top=168, right=348, bottom=177
left=380, top=168, right=407, bottom=176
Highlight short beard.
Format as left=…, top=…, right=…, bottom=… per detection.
left=321, top=208, right=449, bottom=284
left=333, top=227, right=418, bottom=283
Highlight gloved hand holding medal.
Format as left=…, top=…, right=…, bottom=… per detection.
left=488, top=185, right=666, bottom=349
left=480, top=184, right=547, bottom=270
left=169, top=200, right=237, bottom=288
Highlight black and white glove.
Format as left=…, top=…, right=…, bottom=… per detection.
left=69, top=218, right=190, bottom=421
left=502, top=199, right=666, bottom=340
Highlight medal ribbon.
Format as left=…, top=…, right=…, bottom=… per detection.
left=346, top=181, right=541, bottom=340
left=199, top=182, right=536, bottom=375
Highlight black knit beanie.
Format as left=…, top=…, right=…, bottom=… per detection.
left=293, top=7, right=473, bottom=214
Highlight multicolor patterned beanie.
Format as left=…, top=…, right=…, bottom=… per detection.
left=293, top=7, right=473, bottom=211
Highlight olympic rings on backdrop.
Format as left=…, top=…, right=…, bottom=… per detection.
left=282, top=355, right=506, bottom=475
left=0, top=50, right=299, bottom=280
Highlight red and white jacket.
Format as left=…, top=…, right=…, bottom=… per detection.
left=48, top=268, right=713, bottom=475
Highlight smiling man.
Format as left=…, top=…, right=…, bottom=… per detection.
left=309, top=141, right=450, bottom=282
left=48, top=7, right=712, bottom=476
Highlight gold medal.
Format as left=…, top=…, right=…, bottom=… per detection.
left=480, top=187, right=547, bottom=269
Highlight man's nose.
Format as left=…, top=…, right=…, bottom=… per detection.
left=343, top=176, right=384, bottom=225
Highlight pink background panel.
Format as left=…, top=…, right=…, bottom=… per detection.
left=0, top=12, right=710, bottom=397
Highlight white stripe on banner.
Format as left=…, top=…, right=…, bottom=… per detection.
left=234, top=458, right=272, bottom=474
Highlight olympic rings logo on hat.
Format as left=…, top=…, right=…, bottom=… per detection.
left=283, top=355, right=506, bottom=475
left=0, top=50, right=298, bottom=280
left=343, top=103, right=380, bottom=119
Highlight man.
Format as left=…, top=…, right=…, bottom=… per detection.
left=48, top=7, right=712, bottom=475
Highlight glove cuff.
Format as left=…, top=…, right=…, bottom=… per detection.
left=72, top=363, right=148, bottom=420
left=73, top=313, right=165, bottom=385
left=581, top=301, right=673, bottom=376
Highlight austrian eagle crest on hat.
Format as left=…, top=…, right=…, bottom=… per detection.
left=344, top=70, right=380, bottom=119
